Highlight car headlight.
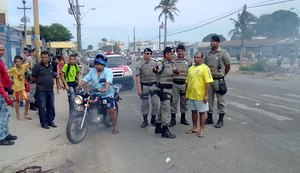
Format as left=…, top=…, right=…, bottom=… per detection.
left=124, top=67, right=132, bottom=76
left=74, top=95, right=83, bottom=105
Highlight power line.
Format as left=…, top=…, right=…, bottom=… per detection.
left=149, top=0, right=294, bottom=40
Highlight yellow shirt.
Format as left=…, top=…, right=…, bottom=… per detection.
left=8, top=63, right=30, bottom=92
left=185, top=64, right=213, bottom=100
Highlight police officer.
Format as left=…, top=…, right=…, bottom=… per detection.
left=153, top=47, right=178, bottom=139
left=170, top=45, right=191, bottom=127
left=136, top=48, right=159, bottom=128
left=204, top=35, right=231, bottom=128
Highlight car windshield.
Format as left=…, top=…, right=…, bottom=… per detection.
left=107, top=56, right=126, bottom=67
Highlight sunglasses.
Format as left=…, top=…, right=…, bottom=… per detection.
left=145, top=52, right=152, bottom=55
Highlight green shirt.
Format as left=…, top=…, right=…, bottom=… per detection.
left=62, top=63, right=80, bottom=82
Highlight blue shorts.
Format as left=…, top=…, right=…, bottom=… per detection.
left=187, top=99, right=208, bottom=113
left=102, top=97, right=116, bottom=109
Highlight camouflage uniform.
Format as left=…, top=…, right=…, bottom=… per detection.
left=170, top=58, right=191, bottom=126
left=205, top=47, right=231, bottom=127
left=136, top=59, right=159, bottom=127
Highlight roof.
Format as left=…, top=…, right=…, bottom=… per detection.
left=49, top=41, right=75, bottom=49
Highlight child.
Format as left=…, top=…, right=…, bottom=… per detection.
left=8, top=55, right=31, bottom=120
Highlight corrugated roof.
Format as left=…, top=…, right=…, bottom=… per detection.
left=49, top=41, right=75, bottom=48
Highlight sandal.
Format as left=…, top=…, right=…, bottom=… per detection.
left=24, top=115, right=32, bottom=120
left=186, top=129, right=198, bottom=134
left=198, top=131, right=204, bottom=138
left=112, top=128, right=119, bottom=135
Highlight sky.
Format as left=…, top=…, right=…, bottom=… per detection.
left=6, top=0, right=300, bottom=49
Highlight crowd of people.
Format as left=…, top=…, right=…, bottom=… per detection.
left=0, top=34, right=231, bottom=146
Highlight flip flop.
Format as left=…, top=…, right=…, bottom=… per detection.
left=198, top=131, right=204, bottom=138
left=112, top=128, right=119, bottom=135
left=24, top=116, right=32, bottom=120
left=186, top=129, right=198, bottom=134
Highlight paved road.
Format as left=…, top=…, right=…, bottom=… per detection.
left=1, top=64, right=300, bottom=173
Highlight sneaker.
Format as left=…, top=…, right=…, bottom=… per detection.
left=0, top=139, right=14, bottom=145
left=42, top=124, right=50, bottom=129
left=5, top=134, right=17, bottom=140
left=49, top=122, right=57, bottom=128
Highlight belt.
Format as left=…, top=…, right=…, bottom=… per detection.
left=141, top=82, right=156, bottom=86
left=213, top=76, right=224, bottom=80
left=157, top=83, right=173, bottom=89
left=173, top=80, right=185, bottom=85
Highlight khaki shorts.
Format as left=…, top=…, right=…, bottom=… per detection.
left=13, top=90, right=28, bottom=101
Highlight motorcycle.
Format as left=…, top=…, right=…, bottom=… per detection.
left=66, top=80, right=122, bottom=144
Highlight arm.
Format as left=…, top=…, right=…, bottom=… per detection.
left=203, top=83, right=210, bottom=103
left=61, top=72, right=69, bottom=90
left=225, top=65, right=231, bottom=75
left=136, top=75, right=142, bottom=96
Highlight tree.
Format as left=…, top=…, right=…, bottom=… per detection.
left=155, top=0, right=180, bottom=48
left=202, top=34, right=226, bottom=42
left=228, top=5, right=257, bottom=68
left=40, top=23, right=73, bottom=42
left=101, top=37, right=108, bottom=42
left=255, top=10, right=300, bottom=38
left=87, top=45, right=93, bottom=50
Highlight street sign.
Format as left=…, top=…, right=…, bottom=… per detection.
left=21, top=17, right=30, bottom=23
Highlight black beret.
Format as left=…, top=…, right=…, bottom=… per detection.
left=144, top=48, right=152, bottom=53
left=176, top=45, right=185, bottom=51
left=163, top=47, right=173, bottom=55
left=211, top=35, right=220, bottom=42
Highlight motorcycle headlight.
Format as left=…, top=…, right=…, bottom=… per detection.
left=74, top=95, right=83, bottom=105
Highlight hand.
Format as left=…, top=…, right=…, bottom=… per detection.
left=203, top=95, right=208, bottom=103
left=137, top=90, right=142, bottom=96
left=5, top=97, right=13, bottom=106
left=65, top=85, right=69, bottom=91
left=98, top=88, right=106, bottom=93
left=173, top=68, right=180, bottom=74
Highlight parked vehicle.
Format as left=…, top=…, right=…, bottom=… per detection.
left=88, top=54, right=134, bottom=90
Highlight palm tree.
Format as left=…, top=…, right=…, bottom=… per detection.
left=154, top=0, right=179, bottom=48
left=229, top=5, right=257, bottom=68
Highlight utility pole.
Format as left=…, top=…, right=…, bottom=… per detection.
left=33, top=0, right=40, bottom=59
left=75, top=0, right=82, bottom=53
left=17, top=0, right=31, bottom=49
left=133, top=27, right=136, bottom=60
left=239, top=4, right=247, bottom=69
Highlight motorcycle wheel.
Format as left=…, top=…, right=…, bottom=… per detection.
left=103, top=103, right=118, bottom=128
left=66, top=113, right=88, bottom=144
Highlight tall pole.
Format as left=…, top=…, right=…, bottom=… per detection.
left=133, top=27, right=136, bottom=59
left=76, top=0, right=82, bottom=53
left=159, top=25, right=161, bottom=51
left=164, top=14, right=167, bottom=48
left=17, top=0, right=31, bottom=48
left=33, top=0, right=40, bottom=59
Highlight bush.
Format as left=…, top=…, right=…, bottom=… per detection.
left=240, top=60, right=286, bottom=72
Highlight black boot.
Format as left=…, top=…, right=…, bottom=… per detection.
left=155, top=123, right=162, bottom=134
left=141, top=115, right=148, bottom=128
left=169, top=113, right=176, bottom=127
left=215, top=114, right=224, bottom=128
left=161, top=126, right=176, bottom=139
left=205, top=112, right=214, bottom=124
left=180, top=113, right=190, bottom=125
left=150, top=115, right=156, bottom=126
left=30, top=102, right=38, bottom=111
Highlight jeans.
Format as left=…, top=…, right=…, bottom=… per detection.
left=68, top=86, right=77, bottom=115
left=36, top=91, right=56, bottom=126
left=0, top=96, right=10, bottom=140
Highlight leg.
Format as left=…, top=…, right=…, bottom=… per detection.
left=206, top=83, right=215, bottom=124
left=68, top=86, right=77, bottom=115
left=36, top=91, right=49, bottom=128
left=160, top=89, right=175, bottom=138
left=14, top=100, right=20, bottom=119
left=150, top=86, right=159, bottom=125
left=198, top=112, right=205, bottom=138
left=46, top=92, right=56, bottom=125
left=140, top=85, right=150, bottom=128
left=179, top=84, right=189, bottom=125
left=170, top=85, right=180, bottom=127
left=186, top=110, right=198, bottom=133
left=215, top=93, right=226, bottom=128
